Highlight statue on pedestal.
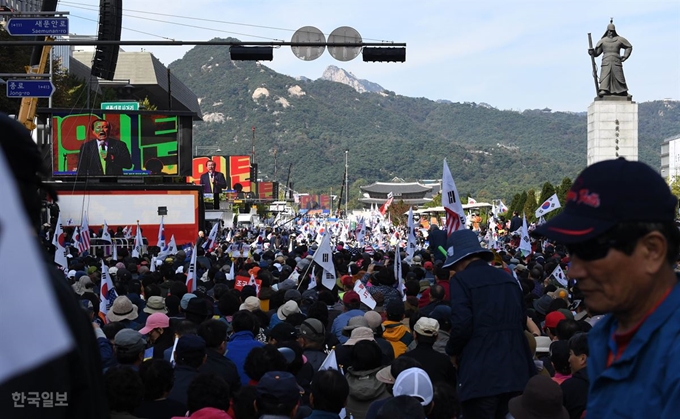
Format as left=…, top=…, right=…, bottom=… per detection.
left=588, top=19, right=633, bottom=98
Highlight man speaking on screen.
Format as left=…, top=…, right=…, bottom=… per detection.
left=77, top=119, right=133, bottom=176
left=200, top=160, right=227, bottom=209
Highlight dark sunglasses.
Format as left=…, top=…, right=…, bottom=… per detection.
left=566, top=229, right=641, bottom=261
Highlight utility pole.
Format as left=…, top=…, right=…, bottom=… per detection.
left=345, top=150, right=349, bottom=218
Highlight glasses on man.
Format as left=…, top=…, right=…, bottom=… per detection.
left=566, top=228, right=640, bottom=261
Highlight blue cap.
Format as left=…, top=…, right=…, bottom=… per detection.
left=442, top=229, right=493, bottom=268
left=256, top=371, right=302, bottom=404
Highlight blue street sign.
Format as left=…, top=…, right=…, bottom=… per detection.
left=6, top=80, right=55, bottom=98
left=6, top=18, right=69, bottom=36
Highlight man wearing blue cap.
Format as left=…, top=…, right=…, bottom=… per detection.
left=443, top=228, right=535, bottom=418
left=533, top=158, right=680, bottom=419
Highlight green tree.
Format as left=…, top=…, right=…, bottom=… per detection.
left=516, top=191, right=528, bottom=216
left=538, top=182, right=556, bottom=205
left=553, top=177, right=573, bottom=217
left=509, top=193, right=521, bottom=215
left=523, top=189, right=538, bottom=221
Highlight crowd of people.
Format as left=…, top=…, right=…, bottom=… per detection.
left=2, top=109, right=680, bottom=419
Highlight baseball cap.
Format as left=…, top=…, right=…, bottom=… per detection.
left=268, top=322, right=299, bottom=342
left=256, top=371, right=302, bottom=404
left=392, top=367, right=433, bottom=406
left=413, top=317, right=439, bottom=337
left=534, top=158, right=677, bottom=244
left=342, top=290, right=360, bottom=305
left=545, top=311, right=567, bottom=329
left=299, top=318, right=325, bottom=339
left=139, top=313, right=170, bottom=335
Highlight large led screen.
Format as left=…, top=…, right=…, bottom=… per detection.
left=52, top=112, right=182, bottom=176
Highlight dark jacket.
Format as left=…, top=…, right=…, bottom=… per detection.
left=199, top=348, right=241, bottom=393
left=446, top=259, right=535, bottom=401
left=167, top=364, right=198, bottom=407
left=561, top=368, right=588, bottom=419
left=77, top=137, right=132, bottom=176
left=200, top=171, right=228, bottom=194
left=402, top=342, right=457, bottom=386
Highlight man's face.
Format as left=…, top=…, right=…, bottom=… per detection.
left=607, top=29, right=615, bottom=38
left=568, top=349, right=586, bottom=373
left=566, top=239, right=649, bottom=315
left=207, top=161, right=216, bottom=172
left=92, top=121, right=110, bottom=140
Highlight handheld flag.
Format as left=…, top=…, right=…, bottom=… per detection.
left=442, top=159, right=466, bottom=236
left=228, top=261, right=235, bottom=281
left=132, top=221, right=143, bottom=258
left=551, top=265, right=569, bottom=287
left=203, top=223, right=219, bottom=252
left=112, top=239, right=118, bottom=262
left=52, top=214, right=69, bottom=273
left=101, top=220, right=112, bottom=243
left=519, top=213, right=532, bottom=257
left=406, top=207, right=417, bottom=260
left=72, top=226, right=82, bottom=256
left=319, top=349, right=341, bottom=373
left=157, top=215, right=166, bottom=248
left=535, top=194, right=561, bottom=218
left=311, top=232, right=337, bottom=290
left=79, top=211, right=91, bottom=254
left=379, top=191, right=394, bottom=216
left=99, top=260, right=118, bottom=324
left=185, top=243, right=198, bottom=293
left=498, top=200, right=508, bottom=214
left=468, top=197, right=477, bottom=205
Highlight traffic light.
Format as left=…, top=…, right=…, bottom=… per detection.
left=362, top=47, right=406, bottom=63
left=230, top=46, right=273, bottom=61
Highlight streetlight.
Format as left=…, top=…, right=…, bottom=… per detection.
left=194, top=146, right=222, bottom=157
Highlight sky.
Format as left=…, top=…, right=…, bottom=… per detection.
left=61, top=0, right=680, bottom=112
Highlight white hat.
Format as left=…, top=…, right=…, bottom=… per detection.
left=393, top=367, right=433, bottom=406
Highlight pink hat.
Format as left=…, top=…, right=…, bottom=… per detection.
left=139, top=313, right=170, bottom=335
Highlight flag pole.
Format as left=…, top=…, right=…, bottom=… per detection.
left=345, top=150, right=349, bottom=218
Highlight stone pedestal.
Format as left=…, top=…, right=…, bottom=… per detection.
left=587, top=97, right=638, bottom=166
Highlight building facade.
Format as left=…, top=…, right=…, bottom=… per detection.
left=359, top=181, right=438, bottom=208
left=661, top=135, right=680, bottom=181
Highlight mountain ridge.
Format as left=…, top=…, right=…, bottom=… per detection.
left=167, top=38, right=680, bottom=201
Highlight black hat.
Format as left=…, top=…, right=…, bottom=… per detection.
left=268, top=322, right=298, bottom=342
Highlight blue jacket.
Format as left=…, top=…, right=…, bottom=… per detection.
left=446, top=259, right=535, bottom=401
left=587, top=279, right=680, bottom=418
left=225, top=331, right=265, bottom=385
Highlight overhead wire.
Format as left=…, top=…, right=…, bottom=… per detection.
left=59, top=0, right=389, bottom=42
